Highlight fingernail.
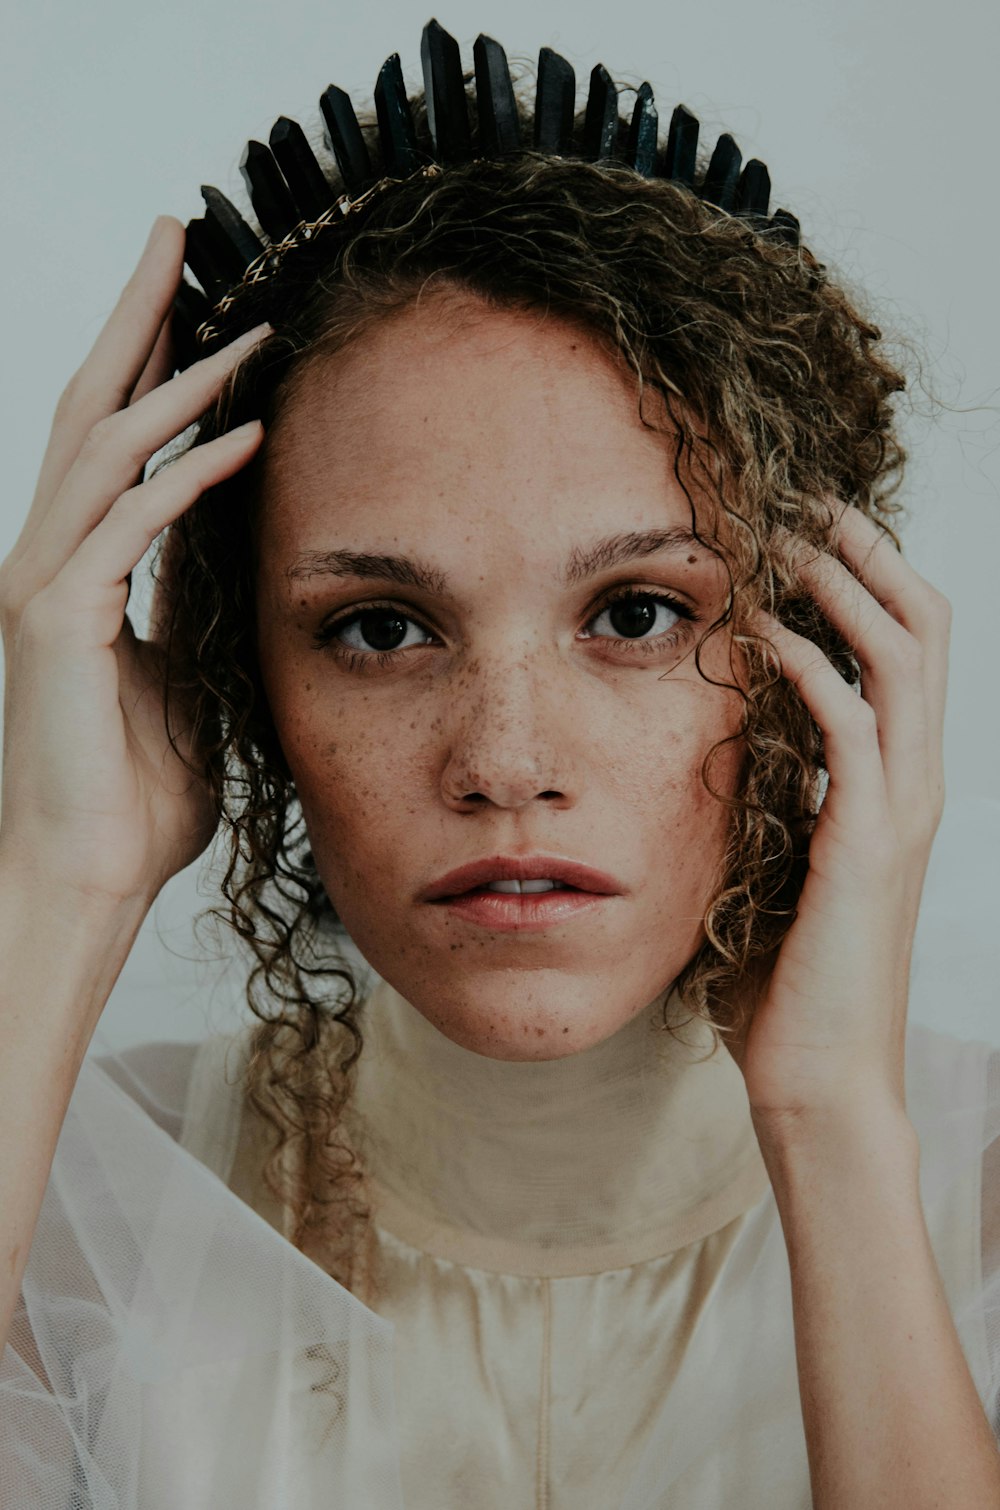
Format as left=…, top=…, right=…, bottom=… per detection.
left=229, top=322, right=274, bottom=352
left=223, top=419, right=265, bottom=442
left=142, top=215, right=170, bottom=256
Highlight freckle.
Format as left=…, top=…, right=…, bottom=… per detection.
left=535, top=1027, right=544, bottom=1037
left=562, top=1027, right=569, bottom=1034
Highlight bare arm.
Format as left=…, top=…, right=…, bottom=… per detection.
left=0, top=870, right=149, bottom=1356
left=0, top=217, right=268, bottom=1365
left=729, top=507, right=1000, bottom=1504
left=757, top=1099, right=1000, bottom=1508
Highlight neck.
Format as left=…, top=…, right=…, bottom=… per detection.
left=346, top=977, right=771, bottom=1277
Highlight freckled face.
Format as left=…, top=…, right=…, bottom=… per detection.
left=254, top=291, right=744, bottom=1061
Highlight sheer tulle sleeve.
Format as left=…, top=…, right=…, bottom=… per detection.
left=0, top=1029, right=405, bottom=1509
left=978, top=1047, right=1000, bottom=1441
left=902, top=1024, right=1000, bottom=1452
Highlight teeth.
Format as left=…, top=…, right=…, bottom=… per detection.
left=484, top=878, right=559, bottom=894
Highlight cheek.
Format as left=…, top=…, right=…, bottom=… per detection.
left=617, top=689, right=743, bottom=897
left=278, top=700, right=424, bottom=881
left=608, top=678, right=743, bottom=812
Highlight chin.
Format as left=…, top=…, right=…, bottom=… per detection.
left=431, top=1016, right=606, bottom=1063
left=382, top=968, right=659, bottom=1062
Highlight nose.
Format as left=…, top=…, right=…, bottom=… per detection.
left=439, top=650, right=578, bottom=812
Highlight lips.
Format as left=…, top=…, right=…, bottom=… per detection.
left=422, top=854, right=624, bottom=903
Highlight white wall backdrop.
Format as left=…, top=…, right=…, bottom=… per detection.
left=3, top=0, right=998, bottom=1053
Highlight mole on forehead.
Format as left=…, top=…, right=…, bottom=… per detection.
left=284, top=527, right=714, bottom=591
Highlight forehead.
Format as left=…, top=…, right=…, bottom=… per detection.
left=256, top=292, right=714, bottom=561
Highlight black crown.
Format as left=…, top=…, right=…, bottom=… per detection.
left=174, top=17, right=801, bottom=368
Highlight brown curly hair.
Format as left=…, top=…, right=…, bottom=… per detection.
left=156, top=61, right=907, bottom=1293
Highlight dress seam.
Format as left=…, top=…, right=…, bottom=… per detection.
left=537, top=1276, right=552, bottom=1510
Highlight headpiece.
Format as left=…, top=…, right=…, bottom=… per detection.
left=173, top=17, right=801, bottom=369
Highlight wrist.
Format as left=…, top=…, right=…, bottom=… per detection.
left=0, top=859, right=152, bottom=1045
left=0, top=828, right=160, bottom=920
left=751, top=1094, right=920, bottom=1200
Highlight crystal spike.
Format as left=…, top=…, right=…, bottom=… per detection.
left=625, top=83, right=658, bottom=176
left=701, top=133, right=742, bottom=210
left=240, top=140, right=300, bottom=241
left=663, top=104, right=698, bottom=186
left=319, top=85, right=374, bottom=196
left=583, top=63, right=618, bottom=161
left=534, top=47, right=575, bottom=155
left=473, top=33, right=520, bottom=155
left=374, top=53, right=421, bottom=178
left=421, top=18, right=472, bottom=164
left=269, top=116, right=331, bottom=221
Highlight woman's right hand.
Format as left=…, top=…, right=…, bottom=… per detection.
left=0, top=216, right=269, bottom=911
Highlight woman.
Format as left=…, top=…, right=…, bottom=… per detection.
left=1, top=21, right=998, bottom=1508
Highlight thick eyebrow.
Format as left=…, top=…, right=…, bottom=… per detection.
left=285, top=528, right=709, bottom=594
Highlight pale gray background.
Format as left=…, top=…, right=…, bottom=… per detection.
left=3, top=0, right=998, bottom=1053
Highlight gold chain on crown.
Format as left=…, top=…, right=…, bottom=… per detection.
left=194, top=162, right=445, bottom=348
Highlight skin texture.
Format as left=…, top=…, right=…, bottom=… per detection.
left=254, top=290, right=743, bottom=1061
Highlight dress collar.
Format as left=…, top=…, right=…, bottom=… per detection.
left=346, top=976, right=771, bottom=1277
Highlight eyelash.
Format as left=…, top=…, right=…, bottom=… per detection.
left=311, top=587, right=698, bottom=673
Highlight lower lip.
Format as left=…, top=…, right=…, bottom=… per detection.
left=430, top=889, right=615, bottom=932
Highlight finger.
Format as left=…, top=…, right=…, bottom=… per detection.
left=828, top=505, right=937, bottom=636
left=751, top=614, right=891, bottom=833
left=775, top=531, right=936, bottom=819
left=123, top=314, right=180, bottom=502
left=31, top=423, right=265, bottom=652
left=147, top=521, right=189, bottom=648
left=129, top=313, right=177, bottom=408
left=29, top=217, right=187, bottom=519
left=12, top=323, right=270, bottom=601
left=828, top=505, right=951, bottom=746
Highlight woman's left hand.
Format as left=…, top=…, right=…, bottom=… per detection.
left=730, top=504, right=951, bottom=1130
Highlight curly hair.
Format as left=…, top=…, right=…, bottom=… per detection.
left=156, top=62, right=907, bottom=1293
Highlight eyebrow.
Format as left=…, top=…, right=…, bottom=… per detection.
left=285, top=527, right=709, bottom=593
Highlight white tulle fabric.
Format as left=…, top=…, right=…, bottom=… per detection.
left=2, top=802, right=999, bottom=1508
left=0, top=1039, right=405, bottom=1509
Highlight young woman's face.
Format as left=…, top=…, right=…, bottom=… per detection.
left=255, top=290, right=744, bottom=1060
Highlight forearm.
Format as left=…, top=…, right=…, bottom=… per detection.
left=755, top=1097, right=1000, bottom=1509
left=0, top=863, right=149, bottom=1355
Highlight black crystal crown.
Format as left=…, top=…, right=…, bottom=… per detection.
left=174, top=17, right=801, bottom=368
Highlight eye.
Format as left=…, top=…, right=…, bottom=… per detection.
left=582, top=588, right=693, bottom=647
left=313, top=604, right=432, bottom=657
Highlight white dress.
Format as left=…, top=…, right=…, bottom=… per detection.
left=2, top=964, right=999, bottom=1509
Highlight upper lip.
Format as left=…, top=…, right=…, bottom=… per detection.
left=421, top=854, right=625, bottom=902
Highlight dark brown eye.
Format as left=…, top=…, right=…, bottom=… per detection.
left=313, top=605, right=432, bottom=654
left=586, top=590, right=693, bottom=642
left=352, top=609, right=410, bottom=651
